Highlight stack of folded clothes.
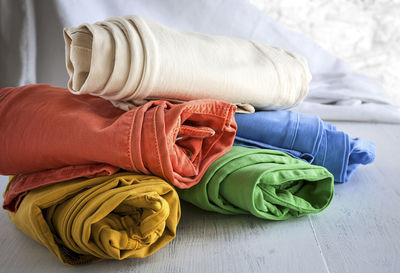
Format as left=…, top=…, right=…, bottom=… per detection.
left=0, top=15, right=375, bottom=265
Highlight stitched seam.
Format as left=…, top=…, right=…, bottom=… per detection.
left=127, top=111, right=136, bottom=170
left=152, top=108, right=165, bottom=179
left=170, top=116, right=180, bottom=145
left=225, top=105, right=236, bottom=127
left=184, top=106, right=229, bottom=115
left=290, top=113, right=299, bottom=150
left=180, top=127, right=214, bottom=136
left=183, top=103, right=232, bottom=115
left=340, top=135, right=348, bottom=182
left=311, top=120, right=323, bottom=155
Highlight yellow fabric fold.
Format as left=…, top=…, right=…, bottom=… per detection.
left=6, top=172, right=180, bottom=265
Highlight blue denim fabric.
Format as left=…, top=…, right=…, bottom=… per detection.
left=234, top=111, right=375, bottom=182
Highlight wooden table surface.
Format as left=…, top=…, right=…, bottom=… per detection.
left=0, top=122, right=399, bottom=273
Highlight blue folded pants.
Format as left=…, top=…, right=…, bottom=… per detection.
left=234, top=111, right=375, bottom=182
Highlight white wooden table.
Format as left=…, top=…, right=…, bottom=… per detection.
left=0, top=122, right=399, bottom=273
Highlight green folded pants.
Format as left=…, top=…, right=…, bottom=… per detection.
left=178, top=146, right=334, bottom=220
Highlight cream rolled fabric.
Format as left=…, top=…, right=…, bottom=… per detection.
left=64, top=15, right=311, bottom=113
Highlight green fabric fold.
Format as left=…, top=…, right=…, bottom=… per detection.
left=178, top=146, right=334, bottom=220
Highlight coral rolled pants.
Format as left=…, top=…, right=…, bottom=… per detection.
left=0, top=84, right=237, bottom=188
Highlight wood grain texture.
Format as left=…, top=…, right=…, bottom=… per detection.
left=0, top=122, right=399, bottom=273
left=309, top=123, right=400, bottom=273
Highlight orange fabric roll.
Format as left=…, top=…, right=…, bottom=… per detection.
left=0, top=84, right=237, bottom=188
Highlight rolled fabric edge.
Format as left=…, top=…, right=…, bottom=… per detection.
left=64, top=26, right=93, bottom=94
left=178, top=146, right=334, bottom=220
left=111, top=99, right=257, bottom=114
left=136, top=99, right=238, bottom=189
left=3, top=163, right=120, bottom=212
left=6, top=172, right=181, bottom=265
left=318, top=128, right=376, bottom=183
left=64, top=15, right=311, bottom=111
left=64, top=15, right=158, bottom=101
left=248, top=166, right=334, bottom=220
left=345, top=137, right=376, bottom=182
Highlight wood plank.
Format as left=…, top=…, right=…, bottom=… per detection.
left=309, top=122, right=400, bottom=273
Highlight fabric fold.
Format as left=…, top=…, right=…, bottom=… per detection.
left=3, top=163, right=120, bottom=212
left=6, top=172, right=180, bottom=265
left=63, top=15, right=311, bottom=113
left=234, top=111, right=375, bottom=182
left=0, top=84, right=237, bottom=188
left=178, top=146, right=334, bottom=220
left=3, top=0, right=399, bottom=122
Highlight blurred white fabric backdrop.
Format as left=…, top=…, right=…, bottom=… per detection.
left=251, top=0, right=400, bottom=105
left=1, top=0, right=399, bottom=122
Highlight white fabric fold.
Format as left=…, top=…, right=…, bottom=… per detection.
left=63, top=15, right=312, bottom=112
left=2, top=0, right=399, bottom=122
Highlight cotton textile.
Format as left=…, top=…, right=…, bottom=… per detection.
left=178, top=146, right=334, bottom=220
left=2, top=0, right=399, bottom=122
left=234, top=111, right=375, bottom=182
left=0, top=84, right=237, bottom=188
left=3, top=163, right=120, bottom=212
left=6, top=172, right=180, bottom=265
left=64, top=15, right=311, bottom=113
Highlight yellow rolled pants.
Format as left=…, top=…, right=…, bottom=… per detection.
left=7, top=172, right=181, bottom=265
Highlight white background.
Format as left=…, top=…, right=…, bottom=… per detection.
left=251, top=0, right=400, bottom=105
